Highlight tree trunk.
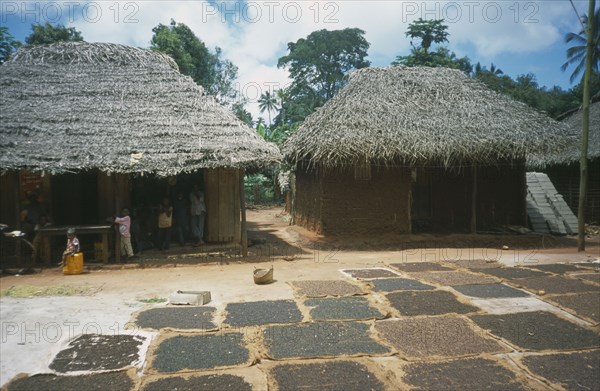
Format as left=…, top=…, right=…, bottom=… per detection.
left=240, top=170, right=248, bottom=257
left=577, top=0, right=595, bottom=251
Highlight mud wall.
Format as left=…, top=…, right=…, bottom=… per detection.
left=319, top=166, right=411, bottom=235
left=294, top=169, right=323, bottom=233
left=545, top=159, right=600, bottom=224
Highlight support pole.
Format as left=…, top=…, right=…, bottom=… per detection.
left=14, top=173, right=22, bottom=266
left=290, top=172, right=296, bottom=226
left=14, top=172, right=20, bottom=229
left=577, top=0, right=595, bottom=251
left=470, top=165, right=477, bottom=234
left=240, top=169, right=248, bottom=257
left=114, top=174, right=121, bottom=263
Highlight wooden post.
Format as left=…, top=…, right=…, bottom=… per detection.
left=13, top=172, right=20, bottom=230
left=470, top=165, right=477, bottom=234
left=14, top=173, right=22, bottom=266
left=113, top=174, right=121, bottom=263
left=577, top=0, right=595, bottom=251
left=522, top=168, right=528, bottom=226
left=102, top=232, right=109, bottom=264
left=290, top=172, right=296, bottom=225
left=239, top=169, right=248, bottom=257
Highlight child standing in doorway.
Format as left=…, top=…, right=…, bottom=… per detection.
left=115, top=208, right=134, bottom=259
left=158, top=198, right=173, bottom=251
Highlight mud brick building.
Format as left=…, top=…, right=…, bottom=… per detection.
left=283, top=66, right=570, bottom=235
left=0, top=42, right=280, bottom=257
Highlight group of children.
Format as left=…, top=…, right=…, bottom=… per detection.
left=132, top=187, right=206, bottom=254
left=58, top=186, right=206, bottom=264
left=60, top=209, right=133, bottom=266
left=61, top=190, right=203, bottom=264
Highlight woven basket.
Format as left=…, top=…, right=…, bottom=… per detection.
left=253, top=267, right=274, bottom=284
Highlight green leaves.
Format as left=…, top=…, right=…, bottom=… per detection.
left=393, top=47, right=472, bottom=74
left=25, top=23, right=83, bottom=45
left=405, top=18, right=449, bottom=52
left=258, top=91, right=279, bottom=125
left=151, top=20, right=238, bottom=104
left=278, top=28, right=370, bottom=100
left=0, top=27, right=21, bottom=64
left=561, top=8, right=600, bottom=83
left=277, top=28, right=371, bottom=125
left=392, top=19, right=469, bottom=73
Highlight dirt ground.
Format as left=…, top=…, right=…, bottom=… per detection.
left=1, top=208, right=599, bottom=390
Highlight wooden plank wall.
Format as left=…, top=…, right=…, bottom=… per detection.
left=97, top=172, right=131, bottom=219
left=204, top=168, right=241, bottom=243
left=0, top=172, right=19, bottom=227
left=115, top=174, right=131, bottom=213
left=204, top=169, right=219, bottom=241
left=546, top=160, right=600, bottom=224
left=1, top=171, right=54, bottom=228
left=97, top=172, right=115, bottom=221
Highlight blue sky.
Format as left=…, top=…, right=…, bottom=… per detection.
left=1, top=1, right=592, bottom=118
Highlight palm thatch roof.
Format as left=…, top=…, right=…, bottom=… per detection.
left=0, top=42, right=280, bottom=176
left=528, top=101, right=599, bottom=168
left=283, top=66, right=572, bottom=169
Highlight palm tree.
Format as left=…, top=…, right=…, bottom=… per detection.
left=258, top=91, right=279, bottom=125
left=0, top=27, right=21, bottom=64
left=474, top=62, right=503, bottom=76
left=561, top=8, right=600, bottom=83
left=489, top=63, right=503, bottom=75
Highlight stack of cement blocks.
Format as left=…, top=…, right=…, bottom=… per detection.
left=526, top=172, right=579, bottom=235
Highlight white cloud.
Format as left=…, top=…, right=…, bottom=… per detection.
left=46, top=0, right=580, bottom=120
left=446, top=1, right=567, bottom=60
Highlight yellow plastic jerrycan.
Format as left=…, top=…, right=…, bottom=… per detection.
left=63, top=253, right=84, bottom=275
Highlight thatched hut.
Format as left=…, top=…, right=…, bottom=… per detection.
left=283, top=66, right=571, bottom=235
left=0, top=42, right=280, bottom=255
left=529, top=101, right=600, bottom=223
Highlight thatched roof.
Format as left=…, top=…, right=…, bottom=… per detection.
left=0, top=42, right=280, bottom=176
left=528, top=102, right=600, bottom=168
left=283, top=66, right=572, bottom=168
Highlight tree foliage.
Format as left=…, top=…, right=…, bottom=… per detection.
left=391, top=18, right=597, bottom=119
left=151, top=20, right=238, bottom=103
left=0, top=27, right=21, bottom=64
left=278, top=28, right=370, bottom=122
left=561, top=8, right=600, bottom=83
left=393, top=19, right=470, bottom=73
left=474, top=70, right=597, bottom=119
left=25, top=23, right=83, bottom=45
left=405, top=18, right=449, bottom=52
left=208, top=47, right=239, bottom=102
left=232, top=101, right=253, bottom=127
left=393, top=47, right=472, bottom=73
left=475, top=62, right=503, bottom=76
left=258, top=90, right=279, bottom=125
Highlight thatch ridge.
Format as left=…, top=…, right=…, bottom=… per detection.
left=528, top=101, right=599, bottom=168
left=7, top=41, right=179, bottom=70
left=1, top=42, right=280, bottom=176
left=283, top=66, right=572, bottom=168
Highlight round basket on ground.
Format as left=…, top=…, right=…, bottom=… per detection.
left=254, top=267, right=274, bottom=284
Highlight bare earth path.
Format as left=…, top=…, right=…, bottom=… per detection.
left=1, top=208, right=599, bottom=390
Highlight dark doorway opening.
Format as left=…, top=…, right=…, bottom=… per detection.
left=51, top=172, right=98, bottom=225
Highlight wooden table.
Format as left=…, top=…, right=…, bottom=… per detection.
left=38, top=225, right=112, bottom=264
